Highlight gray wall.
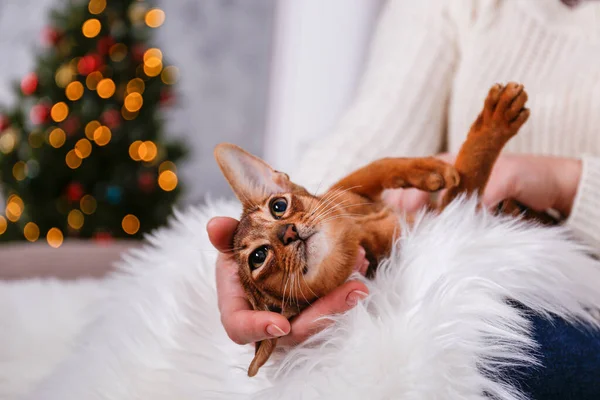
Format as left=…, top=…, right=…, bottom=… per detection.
left=0, top=0, right=275, bottom=205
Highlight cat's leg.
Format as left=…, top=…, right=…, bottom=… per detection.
left=440, top=82, right=529, bottom=208
left=330, top=157, right=460, bottom=201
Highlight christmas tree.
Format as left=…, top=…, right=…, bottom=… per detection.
left=0, top=0, right=185, bottom=246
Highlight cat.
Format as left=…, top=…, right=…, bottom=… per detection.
left=214, top=82, right=557, bottom=377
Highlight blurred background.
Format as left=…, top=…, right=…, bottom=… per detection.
left=0, top=0, right=383, bottom=249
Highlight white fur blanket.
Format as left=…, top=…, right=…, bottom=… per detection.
left=1, top=198, right=600, bottom=400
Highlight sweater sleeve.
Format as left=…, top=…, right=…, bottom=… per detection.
left=291, top=0, right=467, bottom=193
left=566, top=155, right=600, bottom=251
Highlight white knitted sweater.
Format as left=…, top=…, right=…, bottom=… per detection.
left=294, top=0, right=600, bottom=250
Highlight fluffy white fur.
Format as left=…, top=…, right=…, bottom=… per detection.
left=1, top=197, right=600, bottom=400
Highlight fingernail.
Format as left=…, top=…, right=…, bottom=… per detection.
left=266, top=324, right=286, bottom=338
left=346, top=290, right=368, bottom=307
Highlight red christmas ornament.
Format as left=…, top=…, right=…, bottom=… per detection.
left=30, top=103, right=50, bottom=125
left=77, top=54, right=103, bottom=76
left=97, top=36, right=116, bottom=56
left=100, top=109, right=121, bottom=129
left=41, top=27, right=61, bottom=46
left=159, top=88, right=175, bottom=106
left=94, top=231, right=114, bottom=244
left=138, top=172, right=155, bottom=193
left=0, top=114, right=9, bottom=131
left=66, top=182, right=84, bottom=202
left=61, top=116, right=81, bottom=136
left=21, top=73, right=38, bottom=96
left=131, top=44, right=145, bottom=63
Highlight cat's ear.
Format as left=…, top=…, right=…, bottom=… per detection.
left=214, top=143, right=298, bottom=207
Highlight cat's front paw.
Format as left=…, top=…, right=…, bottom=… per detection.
left=393, top=158, right=460, bottom=192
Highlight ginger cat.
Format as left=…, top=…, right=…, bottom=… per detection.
left=214, top=82, right=556, bottom=377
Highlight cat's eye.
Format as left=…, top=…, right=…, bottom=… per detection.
left=249, top=246, right=269, bottom=271
left=270, top=198, right=288, bottom=219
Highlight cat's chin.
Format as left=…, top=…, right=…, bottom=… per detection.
left=303, top=230, right=329, bottom=279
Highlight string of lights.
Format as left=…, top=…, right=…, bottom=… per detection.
left=0, top=0, right=186, bottom=246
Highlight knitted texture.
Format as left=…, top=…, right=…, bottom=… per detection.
left=293, top=0, right=600, bottom=249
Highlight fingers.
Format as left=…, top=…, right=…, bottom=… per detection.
left=207, top=216, right=239, bottom=253
left=353, top=246, right=370, bottom=276
left=222, top=309, right=291, bottom=345
left=279, top=280, right=369, bottom=346
left=216, top=253, right=290, bottom=344
left=382, top=188, right=430, bottom=213
left=210, top=218, right=291, bottom=345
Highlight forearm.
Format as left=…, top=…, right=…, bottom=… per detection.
left=565, top=156, right=600, bottom=251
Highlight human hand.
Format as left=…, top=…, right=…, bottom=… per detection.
left=207, top=217, right=370, bottom=347
left=383, top=153, right=582, bottom=217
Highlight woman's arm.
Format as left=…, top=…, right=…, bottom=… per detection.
left=292, top=0, right=473, bottom=192
left=566, top=156, right=600, bottom=250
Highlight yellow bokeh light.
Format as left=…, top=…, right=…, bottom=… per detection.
left=80, top=195, right=97, bottom=215
left=158, top=170, right=178, bottom=192
left=143, top=61, right=163, bottom=77
left=75, top=138, right=92, bottom=158
left=144, top=48, right=163, bottom=63
left=144, top=56, right=162, bottom=69
left=12, top=161, right=27, bottom=181
left=67, top=209, right=84, bottom=230
left=129, top=140, right=142, bottom=161
left=121, top=105, right=138, bottom=121
left=126, top=78, right=145, bottom=94
left=86, top=71, right=103, bottom=90
left=6, top=195, right=24, bottom=222
left=85, top=120, right=101, bottom=140
left=121, top=214, right=140, bottom=235
left=88, top=0, right=106, bottom=15
left=55, top=64, right=75, bottom=88
left=159, top=161, right=177, bottom=173
left=0, top=216, right=6, bottom=235
left=141, top=141, right=157, bottom=162
left=93, top=126, right=112, bottom=146
left=109, top=43, right=128, bottom=62
left=82, top=18, right=102, bottom=38
left=66, top=149, right=82, bottom=169
left=51, top=102, right=69, bottom=123
left=0, top=129, right=17, bottom=154
left=124, top=92, right=143, bottom=112
left=145, top=8, right=165, bottom=28
left=24, top=222, right=40, bottom=242
left=48, top=128, right=66, bottom=148
left=97, top=78, right=116, bottom=99
left=66, top=81, right=84, bottom=101
left=47, top=227, right=64, bottom=248
left=161, top=66, right=179, bottom=85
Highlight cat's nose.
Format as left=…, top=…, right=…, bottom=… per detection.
left=278, top=223, right=299, bottom=245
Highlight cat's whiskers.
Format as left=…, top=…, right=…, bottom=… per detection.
left=306, top=186, right=364, bottom=226
left=309, top=186, right=361, bottom=220
left=307, top=198, right=357, bottom=228
left=316, top=213, right=363, bottom=225
left=305, top=186, right=348, bottom=221
left=299, top=271, right=318, bottom=303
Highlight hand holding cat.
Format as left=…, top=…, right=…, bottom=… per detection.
left=208, top=216, right=370, bottom=346
left=383, top=153, right=582, bottom=217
